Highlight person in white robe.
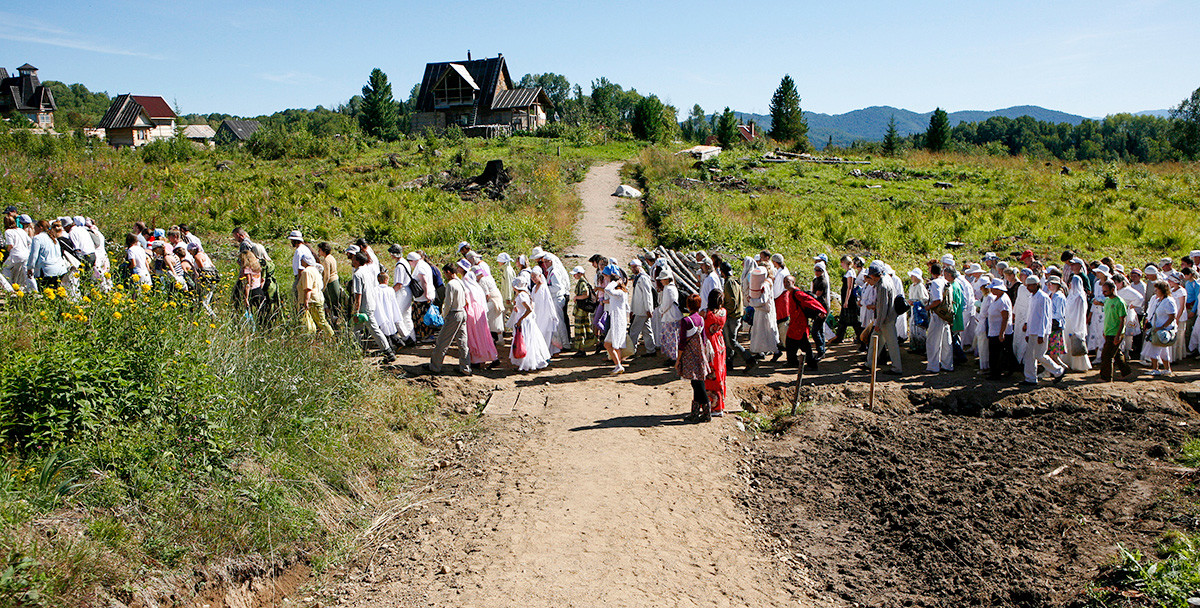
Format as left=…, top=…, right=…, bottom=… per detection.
left=530, top=267, right=563, bottom=355
left=602, top=265, right=631, bottom=374
left=926, top=268, right=953, bottom=372
left=1086, top=265, right=1112, bottom=363
left=497, top=253, right=516, bottom=311
left=508, top=276, right=551, bottom=371
left=388, top=247, right=416, bottom=345
left=1013, top=269, right=1033, bottom=363
left=1114, top=274, right=1143, bottom=358
left=747, top=262, right=779, bottom=358
left=1063, top=273, right=1093, bottom=372
left=1169, top=273, right=1188, bottom=363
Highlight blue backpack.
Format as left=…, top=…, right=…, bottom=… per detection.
left=911, top=300, right=930, bottom=328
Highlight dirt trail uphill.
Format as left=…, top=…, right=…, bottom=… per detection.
left=315, top=163, right=1200, bottom=608
left=322, top=162, right=807, bottom=607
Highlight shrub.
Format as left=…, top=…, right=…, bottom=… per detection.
left=139, top=136, right=195, bottom=164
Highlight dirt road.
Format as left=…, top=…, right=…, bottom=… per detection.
left=323, top=163, right=808, bottom=607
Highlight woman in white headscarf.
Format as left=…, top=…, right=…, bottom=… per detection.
left=1169, top=272, right=1188, bottom=363
left=530, top=267, right=562, bottom=355
left=1063, top=273, right=1092, bottom=372
left=472, top=252, right=507, bottom=352
left=497, top=253, right=515, bottom=311
left=460, top=258, right=499, bottom=366
left=508, top=275, right=551, bottom=371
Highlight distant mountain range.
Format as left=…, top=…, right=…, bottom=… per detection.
left=731, top=106, right=1172, bottom=148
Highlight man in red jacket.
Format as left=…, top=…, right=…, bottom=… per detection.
left=783, top=275, right=827, bottom=371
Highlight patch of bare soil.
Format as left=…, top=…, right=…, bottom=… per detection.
left=739, top=381, right=1200, bottom=608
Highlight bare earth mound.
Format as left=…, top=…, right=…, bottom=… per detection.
left=739, top=381, right=1200, bottom=608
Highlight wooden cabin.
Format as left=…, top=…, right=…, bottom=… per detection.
left=97, top=94, right=177, bottom=147
left=412, top=54, right=552, bottom=136
left=214, top=119, right=262, bottom=145
left=0, top=64, right=56, bottom=129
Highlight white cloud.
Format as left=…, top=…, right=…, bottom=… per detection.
left=0, top=11, right=162, bottom=59
left=260, top=72, right=322, bottom=86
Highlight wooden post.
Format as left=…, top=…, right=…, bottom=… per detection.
left=868, top=333, right=880, bottom=409
left=790, top=362, right=805, bottom=415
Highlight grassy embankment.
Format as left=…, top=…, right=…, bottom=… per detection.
left=0, top=129, right=641, bottom=607
left=629, top=145, right=1200, bottom=607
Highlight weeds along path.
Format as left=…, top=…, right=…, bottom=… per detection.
left=325, top=163, right=807, bottom=607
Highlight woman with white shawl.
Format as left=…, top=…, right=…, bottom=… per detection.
left=508, top=276, right=551, bottom=371
left=1115, top=274, right=1143, bottom=359
left=747, top=260, right=779, bottom=361
left=471, top=253, right=507, bottom=350
left=1086, top=266, right=1112, bottom=364
left=530, top=267, right=563, bottom=355
left=1063, top=273, right=1093, bottom=372
left=497, top=253, right=516, bottom=312
left=657, top=268, right=683, bottom=362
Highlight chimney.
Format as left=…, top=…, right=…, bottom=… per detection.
left=467, top=50, right=472, bottom=61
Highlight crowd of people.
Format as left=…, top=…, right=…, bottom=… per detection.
left=4, top=201, right=1195, bottom=424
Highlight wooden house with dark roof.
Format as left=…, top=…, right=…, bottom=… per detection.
left=214, top=119, right=262, bottom=145
left=0, top=64, right=57, bottom=130
left=97, top=94, right=178, bottom=147
left=412, top=54, right=552, bottom=136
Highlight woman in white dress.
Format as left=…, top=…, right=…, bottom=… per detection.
left=602, top=265, right=630, bottom=375
left=472, top=254, right=507, bottom=345
left=657, top=269, right=682, bottom=362
left=508, top=276, right=551, bottom=371
left=1086, top=267, right=1111, bottom=364
left=390, top=250, right=416, bottom=345
left=1144, top=280, right=1178, bottom=376
left=530, top=267, right=563, bottom=355
left=747, top=260, right=779, bottom=361
left=1063, top=274, right=1093, bottom=372
left=461, top=259, right=499, bottom=366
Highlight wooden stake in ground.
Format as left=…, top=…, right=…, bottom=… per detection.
left=790, top=359, right=805, bottom=415
left=868, top=333, right=880, bottom=409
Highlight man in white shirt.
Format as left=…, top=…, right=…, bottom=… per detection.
left=349, top=251, right=395, bottom=364
left=625, top=259, right=656, bottom=356
left=180, top=224, right=202, bottom=250
left=1022, top=275, right=1064, bottom=384
left=926, top=263, right=953, bottom=372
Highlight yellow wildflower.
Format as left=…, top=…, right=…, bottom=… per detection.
left=141, top=283, right=151, bottom=292
left=208, top=323, right=216, bottom=329
left=116, top=284, right=124, bottom=291
left=192, top=321, right=199, bottom=327
left=56, top=286, right=66, bottom=297
left=113, top=312, right=122, bottom=319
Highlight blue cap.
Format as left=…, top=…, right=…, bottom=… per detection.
left=602, top=264, right=620, bottom=277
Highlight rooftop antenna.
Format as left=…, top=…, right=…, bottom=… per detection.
left=467, top=50, right=471, bottom=61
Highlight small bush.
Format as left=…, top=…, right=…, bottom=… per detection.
left=139, top=136, right=195, bottom=164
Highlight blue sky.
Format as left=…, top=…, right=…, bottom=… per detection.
left=2, top=0, right=1196, bottom=118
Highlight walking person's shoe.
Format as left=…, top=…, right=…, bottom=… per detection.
left=382, top=352, right=397, bottom=364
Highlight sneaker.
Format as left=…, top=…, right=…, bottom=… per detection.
left=609, top=366, right=625, bottom=376
left=382, top=353, right=397, bottom=364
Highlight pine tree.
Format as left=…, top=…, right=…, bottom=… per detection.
left=882, top=114, right=901, bottom=156
left=716, top=107, right=739, bottom=149
left=360, top=68, right=399, bottom=141
left=1171, top=86, right=1200, bottom=159
left=925, top=107, right=951, bottom=153
left=769, top=74, right=808, bottom=150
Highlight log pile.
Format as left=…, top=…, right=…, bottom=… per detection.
left=644, top=246, right=701, bottom=296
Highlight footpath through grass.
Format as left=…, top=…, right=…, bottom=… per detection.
left=0, top=130, right=641, bottom=607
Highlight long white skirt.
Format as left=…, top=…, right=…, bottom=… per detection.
left=749, top=298, right=779, bottom=354
left=1086, top=302, right=1106, bottom=352
left=509, top=303, right=551, bottom=371
left=375, top=286, right=401, bottom=336
left=394, top=285, right=415, bottom=340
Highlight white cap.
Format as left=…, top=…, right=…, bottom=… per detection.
left=497, top=252, right=513, bottom=264
left=456, top=241, right=470, bottom=252
left=814, top=261, right=826, bottom=271
left=1144, top=265, right=1159, bottom=275
left=908, top=268, right=923, bottom=279
left=1160, top=257, right=1173, bottom=266
left=629, top=258, right=642, bottom=267
left=940, top=254, right=955, bottom=266
left=571, top=265, right=585, bottom=275
left=531, top=246, right=544, bottom=259
left=1025, top=275, right=1041, bottom=285
left=467, top=251, right=482, bottom=262
left=989, top=279, right=1005, bottom=290
left=287, top=229, right=303, bottom=241
left=406, top=252, right=421, bottom=261
left=1190, top=250, right=1200, bottom=259
left=966, top=263, right=983, bottom=274
left=346, top=245, right=360, bottom=255
left=1094, top=264, right=1111, bottom=276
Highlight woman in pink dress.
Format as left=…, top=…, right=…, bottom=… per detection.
left=459, top=259, right=498, bottom=366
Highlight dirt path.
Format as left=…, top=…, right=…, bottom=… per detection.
left=321, top=163, right=808, bottom=607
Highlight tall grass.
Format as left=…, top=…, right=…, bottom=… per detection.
left=630, top=147, right=1200, bottom=272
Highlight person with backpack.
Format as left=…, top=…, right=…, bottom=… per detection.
left=388, top=244, right=416, bottom=346
left=864, top=263, right=903, bottom=375
left=571, top=266, right=596, bottom=355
